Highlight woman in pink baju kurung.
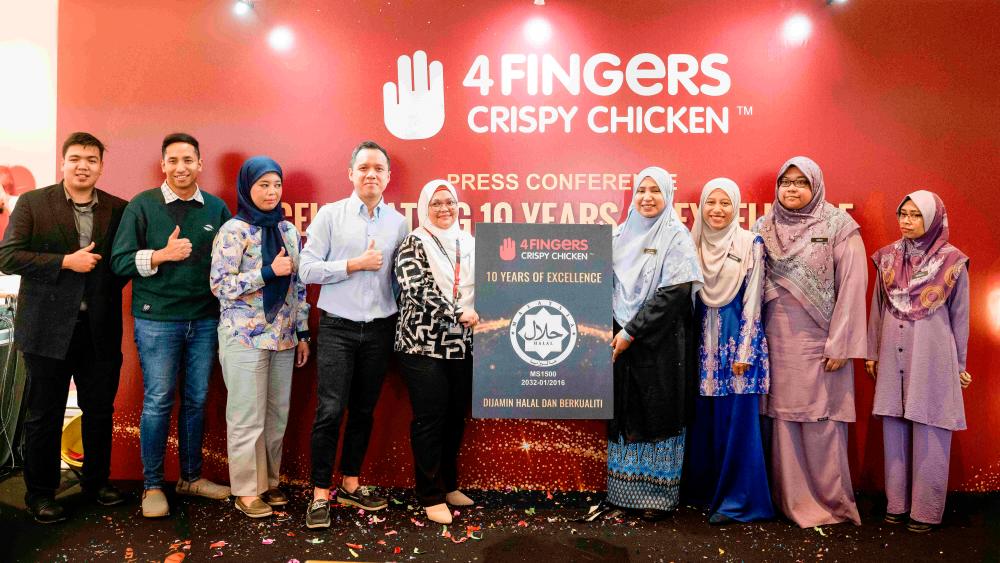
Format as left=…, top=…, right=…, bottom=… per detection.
left=754, top=156, right=867, bottom=528
left=866, top=190, right=970, bottom=533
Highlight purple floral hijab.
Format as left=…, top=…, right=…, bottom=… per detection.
left=871, top=190, right=968, bottom=320
left=754, top=156, right=859, bottom=327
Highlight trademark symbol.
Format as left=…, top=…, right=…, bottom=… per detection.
left=737, top=105, right=753, bottom=116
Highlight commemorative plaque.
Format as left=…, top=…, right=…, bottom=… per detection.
left=473, top=223, right=613, bottom=419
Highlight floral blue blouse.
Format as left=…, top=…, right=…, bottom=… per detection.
left=210, top=219, right=309, bottom=351
left=696, top=237, right=769, bottom=396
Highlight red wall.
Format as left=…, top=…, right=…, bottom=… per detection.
left=57, top=0, right=999, bottom=492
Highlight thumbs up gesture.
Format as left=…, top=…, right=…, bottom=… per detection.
left=62, top=241, right=102, bottom=273
left=271, top=247, right=294, bottom=277
left=155, top=225, right=192, bottom=263
left=352, top=238, right=383, bottom=272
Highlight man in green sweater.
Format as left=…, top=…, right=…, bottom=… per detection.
left=111, top=133, right=232, bottom=518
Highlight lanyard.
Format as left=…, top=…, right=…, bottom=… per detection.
left=427, top=231, right=461, bottom=306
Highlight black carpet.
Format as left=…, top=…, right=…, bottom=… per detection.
left=0, top=475, right=997, bottom=562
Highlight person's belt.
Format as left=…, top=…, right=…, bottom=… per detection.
left=323, top=312, right=397, bottom=327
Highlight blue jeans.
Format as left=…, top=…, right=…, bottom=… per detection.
left=135, top=317, right=218, bottom=490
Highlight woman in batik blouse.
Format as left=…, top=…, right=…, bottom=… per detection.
left=210, top=156, right=309, bottom=519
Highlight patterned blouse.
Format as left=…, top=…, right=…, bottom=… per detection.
left=394, top=235, right=472, bottom=359
left=696, top=237, right=770, bottom=396
left=210, top=219, right=309, bottom=351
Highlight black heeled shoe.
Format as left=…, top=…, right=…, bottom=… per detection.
left=640, top=509, right=670, bottom=522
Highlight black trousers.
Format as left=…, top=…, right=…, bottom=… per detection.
left=399, top=352, right=472, bottom=507
left=309, top=314, right=395, bottom=488
left=21, top=316, right=121, bottom=503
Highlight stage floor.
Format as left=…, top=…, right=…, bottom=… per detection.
left=0, top=473, right=996, bottom=562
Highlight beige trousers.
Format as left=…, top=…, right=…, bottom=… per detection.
left=219, top=329, right=294, bottom=497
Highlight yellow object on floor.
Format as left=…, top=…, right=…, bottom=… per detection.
left=60, top=413, right=84, bottom=469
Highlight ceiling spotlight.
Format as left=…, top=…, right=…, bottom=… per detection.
left=782, top=14, right=812, bottom=46
left=268, top=26, right=295, bottom=52
left=233, top=0, right=253, bottom=17
left=524, top=17, right=552, bottom=46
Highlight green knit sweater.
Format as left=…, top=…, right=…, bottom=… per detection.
left=111, top=187, right=231, bottom=320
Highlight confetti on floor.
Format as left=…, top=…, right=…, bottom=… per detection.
left=1, top=484, right=994, bottom=563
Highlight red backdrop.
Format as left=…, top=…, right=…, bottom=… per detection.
left=56, top=0, right=999, bottom=492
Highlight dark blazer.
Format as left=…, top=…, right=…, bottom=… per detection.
left=0, top=183, right=129, bottom=360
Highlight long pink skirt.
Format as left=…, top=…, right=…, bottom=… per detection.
left=770, top=418, right=861, bottom=527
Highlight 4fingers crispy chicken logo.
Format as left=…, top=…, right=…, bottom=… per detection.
left=383, top=50, right=445, bottom=140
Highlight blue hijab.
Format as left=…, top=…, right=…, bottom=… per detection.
left=235, top=156, right=289, bottom=323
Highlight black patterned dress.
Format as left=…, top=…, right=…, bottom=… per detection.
left=394, top=235, right=472, bottom=358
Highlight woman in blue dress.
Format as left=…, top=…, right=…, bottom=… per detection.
left=684, top=178, right=775, bottom=524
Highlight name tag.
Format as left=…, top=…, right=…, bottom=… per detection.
left=643, top=248, right=657, bottom=255
left=811, top=237, right=828, bottom=243
left=912, top=271, right=928, bottom=279
left=726, top=253, right=742, bottom=262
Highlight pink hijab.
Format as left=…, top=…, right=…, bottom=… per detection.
left=754, top=156, right=859, bottom=328
left=871, top=190, right=968, bottom=320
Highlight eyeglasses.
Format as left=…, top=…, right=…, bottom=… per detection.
left=778, top=178, right=811, bottom=189
left=430, top=200, right=457, bottom=210
left=897, top=211, right=923, bottom=221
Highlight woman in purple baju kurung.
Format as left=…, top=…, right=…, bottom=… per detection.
left=865, top=190, right=970, bottom=533
left=753, top=156, right=867, bottom=528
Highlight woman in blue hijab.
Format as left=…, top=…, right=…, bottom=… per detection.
left=600, top=166, right=703, bottom=521
left=210, top=156, right=310, bottom=518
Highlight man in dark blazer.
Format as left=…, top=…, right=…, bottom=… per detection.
left=0, top=132, right=129, bottom=523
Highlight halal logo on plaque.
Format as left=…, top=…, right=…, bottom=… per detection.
left=509, top=299, right=578, bottom=367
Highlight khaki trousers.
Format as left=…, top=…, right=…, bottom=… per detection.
left=219, top=329, right=294, bottom=497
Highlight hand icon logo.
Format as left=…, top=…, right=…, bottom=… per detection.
left=383, top=50, right=445, bottom=140
left=499, top=238, right=516, bottom=261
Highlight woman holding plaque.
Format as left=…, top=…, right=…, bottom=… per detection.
left=395, top=179, right=479, bottom=525
left=866, top=190, right=970, bottom=533
left=754, top=156, right=867, bottom=528
left=684, top=178, right=775, bottom=524
left=603, top=166, right=704, bottom=521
